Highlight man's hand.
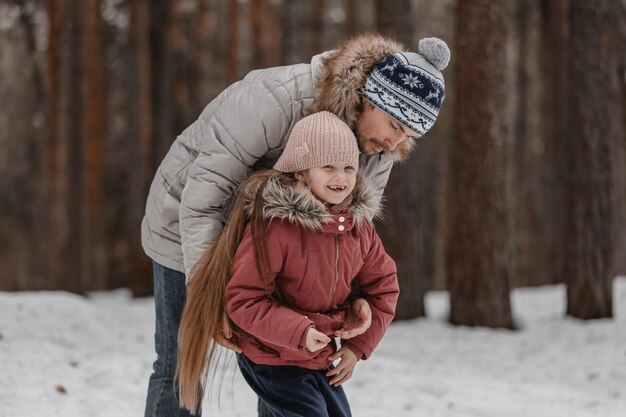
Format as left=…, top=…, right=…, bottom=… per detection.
left=214, top=313, right=242, bottom=353
left=334, top=297, right=372, bottom=339
left=306, top=327, right=331, bottom=352
left=326, top=347, right=358, bottom=386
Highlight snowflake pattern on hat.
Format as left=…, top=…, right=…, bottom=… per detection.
left=399, top=73, right=423, bottom=89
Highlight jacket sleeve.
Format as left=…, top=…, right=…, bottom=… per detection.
left=226, top=222, right=315, bottom=351
left=180, top=78, right=294, bottom=279
left=342, top=221, right=399, bottom=360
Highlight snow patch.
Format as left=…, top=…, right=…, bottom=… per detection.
left=1, top=278, right=625, bottom=416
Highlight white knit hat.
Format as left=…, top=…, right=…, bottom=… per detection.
left=273, top=111, right=359, bottom=173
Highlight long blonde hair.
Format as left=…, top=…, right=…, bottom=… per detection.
left=176, top=169, right=296, bottom=414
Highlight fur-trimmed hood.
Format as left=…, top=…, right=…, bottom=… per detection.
left=241, top=171, right=382, bottom=231
left=313, top=33, right=415, bottom=162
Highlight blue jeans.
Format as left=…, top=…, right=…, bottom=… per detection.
left=144, top=261, right=272, bottom=417
left=144, top=261, right=196, bottom=417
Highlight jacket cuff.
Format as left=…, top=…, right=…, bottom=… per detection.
left=298, top=324, right=315, bottom=350
left=291, top=319, right=315, bottom=351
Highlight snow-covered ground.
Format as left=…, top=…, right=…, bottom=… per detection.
left=1, top=277, right=625, bottom=417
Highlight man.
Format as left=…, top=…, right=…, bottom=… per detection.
left=141, top=33, right=449, bottom=417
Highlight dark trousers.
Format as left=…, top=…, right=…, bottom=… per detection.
left=144, top=261, right=273, bottom=417
left=237, top=354, right=352, bottom=417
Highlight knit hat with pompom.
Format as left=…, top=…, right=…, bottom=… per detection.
left=362, top=37, right=450, bottom=136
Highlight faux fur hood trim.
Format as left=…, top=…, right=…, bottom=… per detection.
left=242, top=172, right=382, bottom=231
left=313, top=32, right=414, bottom=162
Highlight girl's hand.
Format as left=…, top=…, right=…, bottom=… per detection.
left=215, top=313, right=242, bottom=353
left=306, top=328, right=331, bottom=352
left=326, top=347, right=358, bottom=386
left=334, top=297, right=372, bottom=339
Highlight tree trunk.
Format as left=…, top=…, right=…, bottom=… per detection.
left=227, top=0, right=239, bottom=83
left=608, top=0, right=626, bottom=277
left=193, top=0, right=212, bottom=106
left=0, top=2, right=46, bottom=290
left=344, top=0, right=356, bottom=36
left=538, top=0, right=569, bottom=287
left=311, top=0, right=324, bottom=54
left=150, top=0, right=176, bottom=163
left=127, top=0, right=156, bottom=297
left=250, top=0, right=262, bottom=68
left=84, top=0, right=106, bottom=290
left=46, top=0, right=85, bottom=293
left=261, top=0, right=281, bottom=68
left=563, top=0, right=613, bottom=319
left=249, top=0, right=280, bottom=69
left=375, top=0, right=408, bottom=40
left=446, top=0, right=514, bottom=329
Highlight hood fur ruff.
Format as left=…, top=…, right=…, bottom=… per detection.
left=313, top=33, right=415, bottom=162
left=243, top=172, right=382, bottom=231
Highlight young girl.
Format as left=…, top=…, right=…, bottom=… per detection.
left=177, top=111, right=399, bottom=417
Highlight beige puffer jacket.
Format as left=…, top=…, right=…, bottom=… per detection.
left=141, top=34, right=408, bottom=279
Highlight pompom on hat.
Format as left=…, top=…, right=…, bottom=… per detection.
left=362, top=37, right=450, bottom=136
left=273, top=111, right=360, bottom=173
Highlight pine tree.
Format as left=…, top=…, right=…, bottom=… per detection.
left=563, top=0, right=613, bottom=319
left=446, top=0, right=514, bottom=328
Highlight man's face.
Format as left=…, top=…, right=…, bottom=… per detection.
left=355, top=102, right=419, bottom=156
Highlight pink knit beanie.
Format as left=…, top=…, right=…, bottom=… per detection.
left=273, top=111, right=359, bottom=173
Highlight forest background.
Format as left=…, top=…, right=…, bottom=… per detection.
left=1, top=0, right=624, bottom=327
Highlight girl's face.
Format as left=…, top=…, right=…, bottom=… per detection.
left=301, top=163, right=357, bottom=205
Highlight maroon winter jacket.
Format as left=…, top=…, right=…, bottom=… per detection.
left=226, top=174, right=399, bottom=370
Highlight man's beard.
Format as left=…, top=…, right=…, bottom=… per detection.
left=359, top=136, right=386, bottom=155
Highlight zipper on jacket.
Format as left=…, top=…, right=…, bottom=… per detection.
left=328, top=234, right=340, bottom=310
